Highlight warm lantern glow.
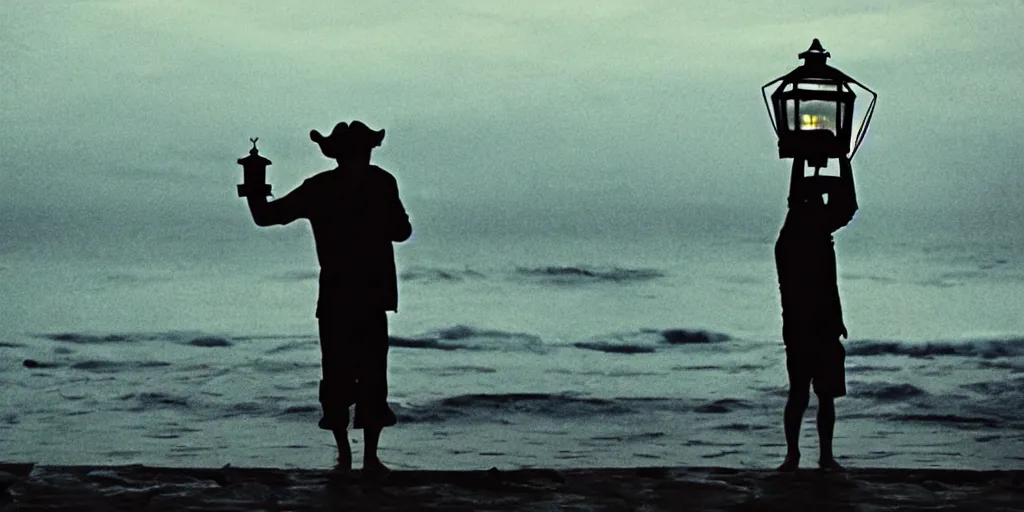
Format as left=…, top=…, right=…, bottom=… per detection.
left=787, top=99, right=840, bottom=133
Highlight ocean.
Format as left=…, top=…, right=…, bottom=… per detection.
left=1, top=204, right=1022, bottom=470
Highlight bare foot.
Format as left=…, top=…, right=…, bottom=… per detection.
left=776, top=454, right=800, bottom=472
left=334, top=454, right=352, bottom=473
left=818, top=458, right=845, bottom=472
left=362, top=458, right=391, bottom=479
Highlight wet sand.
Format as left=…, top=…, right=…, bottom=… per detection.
left=1, top=463, right=1022, bottom=511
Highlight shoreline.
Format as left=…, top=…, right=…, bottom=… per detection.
left=2, top=463, right=1022, bottom=511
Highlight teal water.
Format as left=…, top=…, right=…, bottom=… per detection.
left=1, top=206, right=1022, bottom=469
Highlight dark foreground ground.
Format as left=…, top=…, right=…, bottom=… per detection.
left=1, top=463, right=1022, bottom=511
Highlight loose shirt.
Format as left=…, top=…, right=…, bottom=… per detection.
left=247, top=165, right=412, bottom=314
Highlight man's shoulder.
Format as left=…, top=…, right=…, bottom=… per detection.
left=368, top=165, right=397, bottom=183
left=302, top=166, right=396, bottom=189
left=304, top=169, right=338, bottom=185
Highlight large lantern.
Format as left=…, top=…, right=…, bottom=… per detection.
left=762, top=39, right=877, bottom=169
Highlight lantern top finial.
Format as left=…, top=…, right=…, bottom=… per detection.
left=238, top=137, right=272, bottom=167
left=798, top=39, right=830, bottom=66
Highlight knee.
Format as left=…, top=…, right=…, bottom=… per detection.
left=787, top=390, right=810, bottom=410
left=817, top=397, right=836, bottom=413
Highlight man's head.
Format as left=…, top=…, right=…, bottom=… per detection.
left=310, top=120, right=385, bottom=163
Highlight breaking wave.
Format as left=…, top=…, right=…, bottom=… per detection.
left=264, top=264, right=666, bottom=286
left=846, top=338, right=1024, bottom=358
left=574, top=329, right=731, bottom=354
left=116, top=392, right=191, bottom=412
left=395, top=394, right=753, bottom=424
left=266, top=270, right=317, bottom=282
left=69, top=360, right=173, bottom=373
left=186, top=337, right=233, bottom=348
left=515, top=265, right=665, bottom=285
left=573, top=342, right=657, bottom=354
left=37, top=331, right=235, bottom=348
left=661, top=329, right=731, bottom=344
left=396, top=393, right=635, bottom=423
left=850, top=382, right=928, bottom=400
left=31, top=326, right=728, bottom=356
left=389, top=325, right=545, bottom=352
left=400, top=266, right=486, bottom=283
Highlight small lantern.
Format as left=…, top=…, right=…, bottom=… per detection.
left=762, top=39, right=877, bottom=168
left=236, top=137, right=273, bottom=197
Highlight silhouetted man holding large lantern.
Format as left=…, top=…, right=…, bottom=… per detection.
left=775, top=157, right=856, bottom=472
left=236, top=121, right=412, bottom=476
left=762, top=39, right=876, bottom=471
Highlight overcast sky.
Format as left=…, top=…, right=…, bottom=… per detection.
left=3, top=0, right=1023, bottom=255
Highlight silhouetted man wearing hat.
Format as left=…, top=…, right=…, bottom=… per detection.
left=245, top=120, right=412, bottom=475
left=774, top=156, right=856, bottom=472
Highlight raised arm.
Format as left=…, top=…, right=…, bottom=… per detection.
left=247, top=182, right=310, bottom=227
left=787, top=159, right=805, bottom=209
left=824, top=156, right=858, bottom=232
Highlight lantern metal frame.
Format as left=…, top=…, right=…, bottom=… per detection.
left=761, top=39, right=877, bottom=167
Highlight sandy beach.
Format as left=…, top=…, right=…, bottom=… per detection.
left=2, top=463, right=1021, bottom=511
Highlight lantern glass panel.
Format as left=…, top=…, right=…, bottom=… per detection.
left=800, top=100, right=839, bottom=133
left=787, top=99, right=840, bottom=135
left=785, top=99, right=797, bottom=131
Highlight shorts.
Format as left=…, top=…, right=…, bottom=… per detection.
left=785, top=339, right=846, bottom=398
left=317, top=310, right=397, bottom=430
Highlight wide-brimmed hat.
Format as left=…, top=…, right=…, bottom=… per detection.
left=309, top=120, right=385, bottom=158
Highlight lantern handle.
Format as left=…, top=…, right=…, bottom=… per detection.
left=761, top=75, right=786, bottom=135
left=847, top=79, right=877, bottom=159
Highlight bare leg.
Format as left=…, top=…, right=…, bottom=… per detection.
left=332, top=429, right=351, bottom=471
left=777, top=388, right=809, bottom=472
left=358, top=312, right=392, bottom=476
left=362, top=427, right=390, bottom=475
left=816, top=397, right=843, bottom=471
